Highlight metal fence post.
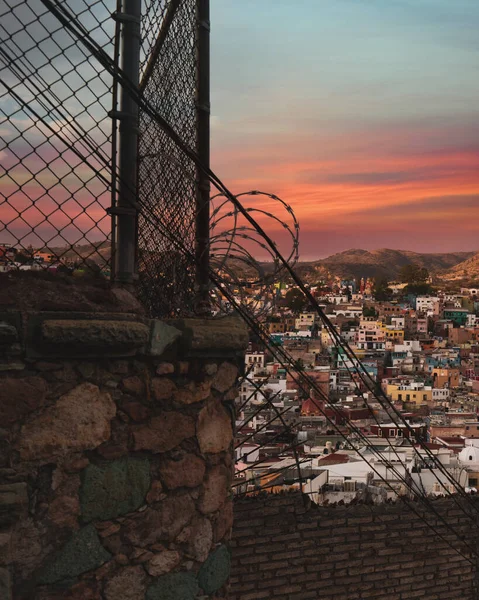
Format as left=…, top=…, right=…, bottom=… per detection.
left=195, top=0, right=211, bottom=310
left=113, top=0, right=142, bottom=286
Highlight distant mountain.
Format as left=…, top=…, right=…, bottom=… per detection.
left=31, top=242, right=477, bottom=283
left=441, top=252, right=479, bottom=282
left=298, top=248, right=476, bottom=281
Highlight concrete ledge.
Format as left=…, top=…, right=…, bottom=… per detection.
left=40, top=319, right=149, bottom=356
left=24, top=312, right=149, bottom=358
left=0, top=310, right=249, bottom=361
left=167, top=317, right=249, bottom=357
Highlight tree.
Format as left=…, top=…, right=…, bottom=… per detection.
left=363, top=306, right=378, bottom=318
left=14, top=250, right=29, bottom=265
left=407, top=282, right=432, bottom=295
left=399, top=263, right=429, bottom=285
left=373, top=277, right=393, bottom=301
left=285, top=288, right=307, bottom=313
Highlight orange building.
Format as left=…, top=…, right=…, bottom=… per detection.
left=432, top=368, right=460, bottom=389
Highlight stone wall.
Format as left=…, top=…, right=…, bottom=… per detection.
left=0, top=302, right=248, bottom=600
left=230, top=492, right=479, bottom=600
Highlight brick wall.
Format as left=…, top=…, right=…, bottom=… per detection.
left=230, top=492, right=479, bottom=600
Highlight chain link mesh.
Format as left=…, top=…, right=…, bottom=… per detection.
left=1, top=0, right=201, bottom=312
left=0, top=0, right=116, bottom=274
left=137, top=0, right=199, bottom=317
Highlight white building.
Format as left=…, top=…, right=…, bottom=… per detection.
left=245, top=351, right=265, bottom=371
left=416, top=296, right=440, bottom=315
left=432, top=388, right=450, bottom=402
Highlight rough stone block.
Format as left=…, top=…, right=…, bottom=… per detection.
left=103, top=565, right=147, bottom=600
left=132, top=413, right=195, bottom=453
left=146, top=480, right=164, bottom=504
left=159, top=454, right=205, bottom=490
left=151, top=378, right=177, bottom=402
left=156, top=362, right=175, bottom=375
left=174, top=381, right=211, bottom=405
left=212, top=362, right=238, bottom=393
left=47, top=494, right=80, bottom=529
left=214, top=499, right=234, bottom=542
left=122, top=401, right=151, bottom=422
left=121, top=376, right=145, bottom=396
left=146, top=550, right=181, bottom=576
left=198, top=545, right=231, bottom=595
left=39, top=525, right=111, bottom=584
left=19, top=383, right=116, bottom=461
left=197, top=403, right=233, bottom=454
left=148, top=321, right=182, bottom=357
left=1, top=376, right=48, bottom=425
left=185, top=516, right=212, bottom=562
left=80, top=457, right=150, bottom=522
left=124, top=495, right=196, bottom=546
left=146, top=572, right=199, bottom=600
left=198, top=466, right=230, bottom=514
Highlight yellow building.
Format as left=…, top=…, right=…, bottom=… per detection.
left=380, top=324, right=405, bottom=344
left=386, top=384, right=432, bottom=404
left=266, top=321, right=286, bottom=334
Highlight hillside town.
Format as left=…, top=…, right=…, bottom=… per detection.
left=234, top=270, right=479, bottom=505
left=4, top=242, right=479, bottom=505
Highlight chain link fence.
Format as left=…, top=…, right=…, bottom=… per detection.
left=0, top=0, right=203, bottom=318
left=137, top=0, right=200, bottom=317
left=0, top=0, right=118, bottom=275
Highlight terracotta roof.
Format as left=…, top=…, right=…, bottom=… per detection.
left=300, top=397, right=324, bottom=417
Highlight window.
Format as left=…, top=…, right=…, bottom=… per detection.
left=469, top=478, right=478, bottom=486
left=378, top=429, right=382, bottom=437
left=406, top=394, right=410, bottom=401
left=423, top=395, right=427, bottom=401
left=389, top=429, right=396, bottom=437
left=469, top=456, right=473, bottom=461
left=398, top=394, right=402, bottom=401
left=397, top=429, right=403, bottom=437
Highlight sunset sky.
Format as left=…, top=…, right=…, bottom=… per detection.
left=210, top=0, right=479, bottom=259
left=1, top=1, right=478, bottom=261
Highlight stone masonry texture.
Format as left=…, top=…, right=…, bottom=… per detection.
left=0, top=302, right=246, bottom=600
left=230, top=492, right=479, bottom=600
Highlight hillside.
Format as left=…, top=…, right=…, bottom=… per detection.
left=22, top=243, right=477, bottom=283
left=301, top=248, right=475, bottom=281
left=442, top=252, right=479, bottom=281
